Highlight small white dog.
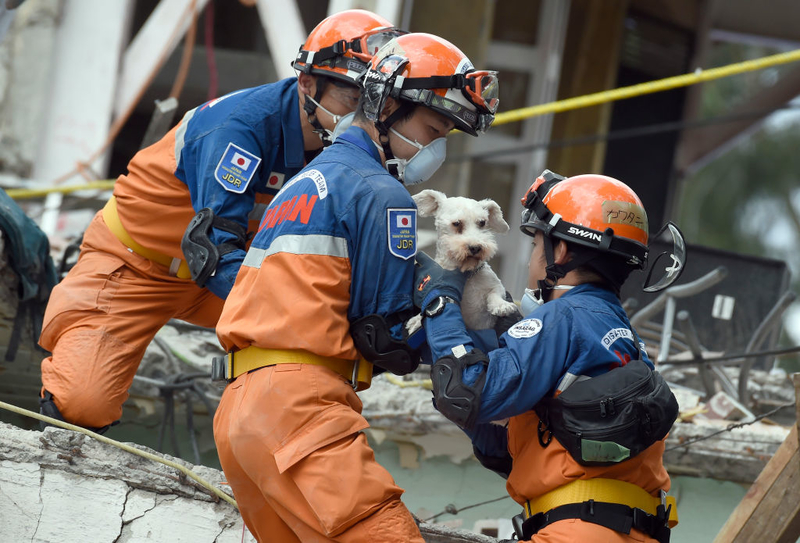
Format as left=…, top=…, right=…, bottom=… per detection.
left=410, top=189, right=518, bottom=330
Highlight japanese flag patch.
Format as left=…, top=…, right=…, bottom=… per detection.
left=387, top=208, right=417, bottom=259
left=265, top=172, right=285, bottom=191
left=215, top=143, right=262, bottom=193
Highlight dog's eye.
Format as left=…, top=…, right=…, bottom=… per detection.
left=452, top=220, right=461, bottom=228
left=478, top=220, right=486, bottom=228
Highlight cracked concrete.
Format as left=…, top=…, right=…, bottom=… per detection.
left=0, top=422, right=256, bottom=543
left=0, top=421, right=496, bottom=542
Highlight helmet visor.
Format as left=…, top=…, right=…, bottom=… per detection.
left=464, top=70, right=500, bottom=114
left=642, top=222, right=687, bottom=292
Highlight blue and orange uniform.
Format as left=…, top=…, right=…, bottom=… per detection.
left=423, top=283, right=674, bottom=542
left=40, top=79, right=306, bottom=429
left=213, top=125, right=425, bottom=543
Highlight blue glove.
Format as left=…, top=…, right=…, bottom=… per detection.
left=413, top=251, right=467, bottom=311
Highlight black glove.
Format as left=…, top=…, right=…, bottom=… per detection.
left=493, top=291, right=523, bottom=337
left=413, top=251, right=467, bottom=311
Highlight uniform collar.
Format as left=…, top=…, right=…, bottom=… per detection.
left=560, top=282, right=619, bottom=301
left=281, top=79, right=306, bottom=169
left=335, top=126, right=382, bottom=163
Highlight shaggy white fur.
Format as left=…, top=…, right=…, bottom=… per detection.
left=411, top=189, right=518, bottom=330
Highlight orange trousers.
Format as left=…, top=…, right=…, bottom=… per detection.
left=213, top=363, right=424, bottom=543
left=524, top=519, right=658, bottom=542
left=39, top=212, right=224, bottom=428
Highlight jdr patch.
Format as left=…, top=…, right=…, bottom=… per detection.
left=215, top=143, right=262, bottom=193
left=387, top=208, right=416, bottom=259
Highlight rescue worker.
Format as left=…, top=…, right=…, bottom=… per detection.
left=413, top=171, right=686, bottom=542
left=38, top=10, right=406, bottom=431
left=212, top=33, right=499, bottom=542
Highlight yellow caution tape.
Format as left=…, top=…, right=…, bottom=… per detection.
left=7, top=48, right=800, bottom=199
left=492, top=47, right=800, bottom=126
left=5, top=180, right=115, bottom=199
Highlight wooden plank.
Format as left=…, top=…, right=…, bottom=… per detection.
left=794, top=373, right=800, bottom=435
left=713, top=425, right=798, bottom=542
left=732, top=447, right=800, bottom=542
left=714, top=374, right=800, bottom=542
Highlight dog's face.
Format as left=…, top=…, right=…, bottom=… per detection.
left=414, top=189, right=510, bottom=272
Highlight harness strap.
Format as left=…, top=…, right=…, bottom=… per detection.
left=520, top=501, right=672, bottom=543
left=228, top=346, right=373, bottom=391
left=102, top=196, right=192, bottom=279
left=524, top=478, right=678, bottom=526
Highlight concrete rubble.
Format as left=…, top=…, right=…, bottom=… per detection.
left=0, top=421, right=254, bottom=542
left=0, top=421, right=497, bottom=543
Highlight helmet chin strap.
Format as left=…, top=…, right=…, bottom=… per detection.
left=303, top=77, right=333, bottom=146
left=374, top=102, right=413, bottom=181
left=538, top=234, right=594, bottom=301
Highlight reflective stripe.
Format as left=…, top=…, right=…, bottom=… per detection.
left=174, top=107, right=197, bottom=165
left=243, top=234, right=349, bottom=268
left=248, top=202, right=269, bottom=222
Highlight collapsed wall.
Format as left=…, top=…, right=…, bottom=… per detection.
left=0, top=421, right=496, bottom=543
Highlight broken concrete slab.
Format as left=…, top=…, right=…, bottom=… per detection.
left=0, top=421, right=497, bottom=542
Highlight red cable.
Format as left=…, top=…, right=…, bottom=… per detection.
left=205, top=1, right=218, bottom=101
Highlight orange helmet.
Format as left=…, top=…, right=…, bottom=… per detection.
left=521, top=170, right=649, bottom=295
left=520, top=170, right=686, bottom=294
left=292, top=10, right=406, bottom=86
left=521, top=171, right=649, bottom=265
left=359, top=33, right=499, bottom=136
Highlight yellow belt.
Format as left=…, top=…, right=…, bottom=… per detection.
left=102, top=196, right=192, bottom=279
left=525, top=479, right=678, bottom=528
left=228, top=346, right=373, bottom=391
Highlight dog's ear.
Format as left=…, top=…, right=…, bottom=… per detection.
left=413, top=189, right=446, bottom=217
left=481, top=199, right=510, bottom=233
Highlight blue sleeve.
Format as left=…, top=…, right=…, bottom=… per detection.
left=475, top=307, right=574, bottom=423
left=204, top=250, right=244, bottom=299
left=347, top=182, right=417, bottom=332
left=423, top=302, right=475, bottom=361
left=179, top=122, right=278, bottom=299
left=425, top=302, right=574, bottom=424
left=464, top=421, right=509, bottom=459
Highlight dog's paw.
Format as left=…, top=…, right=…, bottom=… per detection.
left=488, top=298, right=519, bottom=317
left=406, top=314, right=423, bottom=335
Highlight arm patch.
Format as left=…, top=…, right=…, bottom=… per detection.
left=387, top=208, right=417, bottom=259
left=215, top=142, right=262, bottom=193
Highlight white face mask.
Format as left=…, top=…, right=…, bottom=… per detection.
left=305, top=94, right=342, bottom=143
left=520, top=285, right=575, bottom=315
left=331, top=112, right=355, bottom=141
left=385, top=127, right=447, bottom=185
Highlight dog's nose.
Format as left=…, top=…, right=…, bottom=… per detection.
left=468, top=245, right=481, bottom=255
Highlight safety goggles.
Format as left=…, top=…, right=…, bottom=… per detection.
left=294, top=28, right=407, bottom=73
left=398, top=71, right=499, bottom=112
left=393, top=89, right=489, bottom=135
left=462, top=70, right=500, bottom=114
left=349, top=27, right=408, bottom=61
